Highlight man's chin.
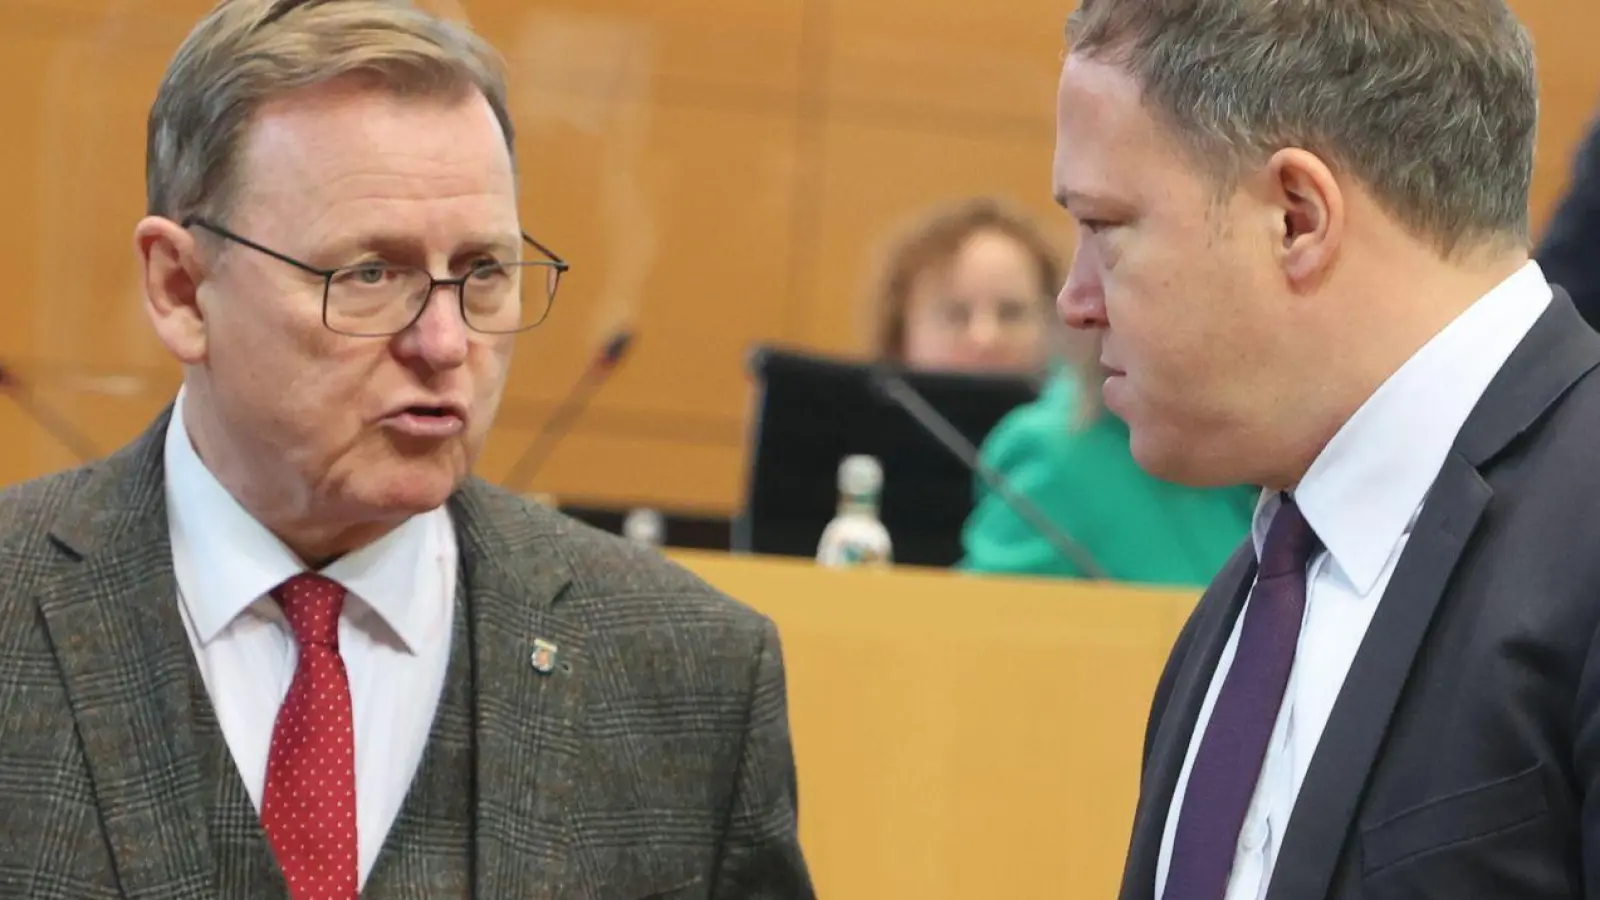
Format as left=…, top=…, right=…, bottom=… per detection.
left=1129, top=430, right=1248, bottom=489
left=358, top=463, right=467, bottom=514
left=1126, top=422, right=1199, bottom=485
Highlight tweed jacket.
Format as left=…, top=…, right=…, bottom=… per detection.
left=0, top=411, right=814, bottom=899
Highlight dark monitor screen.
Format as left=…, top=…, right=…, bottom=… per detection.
left=734, top=345, right=1040, bottom=567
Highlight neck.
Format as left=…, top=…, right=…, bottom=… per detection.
left=1261, top=239, right=1531, bottom=491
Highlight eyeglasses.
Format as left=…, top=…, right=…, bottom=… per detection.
left=183, top=217, right=570, bottom=337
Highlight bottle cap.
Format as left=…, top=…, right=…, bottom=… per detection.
left=623, top=507, right=665, bottom=545
left=838, top=454, right=883, bottom=498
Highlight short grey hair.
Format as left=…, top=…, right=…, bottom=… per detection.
left=1066, top=0, right=1538, bottom=255
left=147, top=0, right=515, bottom=222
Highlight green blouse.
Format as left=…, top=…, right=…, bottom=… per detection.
left=959, top=372, right=1257, bottom=586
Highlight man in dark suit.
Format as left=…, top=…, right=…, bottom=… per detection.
left=0, top=1, right=813, bottom=897
left=1051, top=1, right=1596, bottom=898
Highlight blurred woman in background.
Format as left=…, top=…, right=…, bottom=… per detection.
left=869, top=196, right=1254, bottom=586
left=867, top=197, right=1060, bottom=376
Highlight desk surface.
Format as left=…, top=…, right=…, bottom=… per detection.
left=670, top=551, right=1199, bottom=899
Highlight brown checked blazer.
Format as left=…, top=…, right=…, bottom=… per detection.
left=0, top=410, right=815, bottom=899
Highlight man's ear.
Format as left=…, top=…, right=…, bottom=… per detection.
left=133, top=216, right=208, bottom=364
left=1263, top=148, right=1344, bottom=288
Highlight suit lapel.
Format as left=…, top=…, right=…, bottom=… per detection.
left=36, top=410, right=216, bottom=899
left=451, top=483, right=586, bottom=898
left=1266, top=456, right=1490, bottom=900
left=1120, top=546, right=1256, bottom=900
left=1266, top=290, right=1600, bottom=900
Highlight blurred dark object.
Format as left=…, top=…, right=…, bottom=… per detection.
left=736, top=345, right=1039, bottom=567
left=558, top=504, right=731, bottom=551
left=1538, top=114, right=1600, bottom=330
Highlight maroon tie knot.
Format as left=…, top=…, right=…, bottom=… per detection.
left=1257, top=496, right=1321, bottom=581
left=271, top=573, right=347, bottom=650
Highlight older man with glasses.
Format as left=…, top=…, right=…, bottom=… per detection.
left=0, top=1, right=814, bottom=898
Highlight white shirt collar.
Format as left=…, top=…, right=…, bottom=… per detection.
left=1252, top=260, right=1553, bottom=592
left=163, top=387, right=450, bottom=651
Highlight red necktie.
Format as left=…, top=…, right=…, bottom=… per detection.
left=261, top=573, right=358, bottom=899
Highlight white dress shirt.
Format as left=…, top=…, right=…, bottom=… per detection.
left=1153, top=261, right=1554, bottom=900
left=163, top=390, right=457, bottom=888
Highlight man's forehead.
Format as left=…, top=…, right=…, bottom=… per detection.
left=1052, top=55, right=1169, bottom=200
left=230, top=87, right=517, bottom=234
left=1056, top=53, right=1149, bottom=135
left=242, top=87, right=509, bottom=175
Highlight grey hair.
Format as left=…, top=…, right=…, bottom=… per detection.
left=1066, top=0, right=1538, bottom=256
left=146, top=0, right=515, bottom=222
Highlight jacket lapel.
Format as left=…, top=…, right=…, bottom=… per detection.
left=36, top=410, right=216, bottom=899
left=1120, top=545, right=1256, bottom=900
left=1266, top=289, right=1600, bottom=900
left=451, top=483, right=585, bottom=899
left=1265, top=456, right=1490, bottom=900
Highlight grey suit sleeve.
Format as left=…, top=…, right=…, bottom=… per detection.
left=709, top=618, right=816, bottom=900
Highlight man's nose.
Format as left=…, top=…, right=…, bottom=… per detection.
left=398, top=283, right=471, bottom=368
left=1058, top=244, right=1107, bottom=330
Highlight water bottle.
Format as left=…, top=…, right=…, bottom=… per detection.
left=816, top=454, right=893, bottom=568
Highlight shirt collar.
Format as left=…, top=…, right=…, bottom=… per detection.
left=164, top=387, right=448, bottom=651
left=1252, top=260, right=1552, bottom=592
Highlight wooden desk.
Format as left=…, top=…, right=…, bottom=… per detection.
left=671, top=551, right=1200, bottom=899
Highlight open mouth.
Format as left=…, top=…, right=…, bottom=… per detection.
left=384, top=404, right=466, bottom=437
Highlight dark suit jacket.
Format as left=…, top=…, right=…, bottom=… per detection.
left=0, top=411, right=814, bottom=899
left=1119, top=291, right=1600, bottom=900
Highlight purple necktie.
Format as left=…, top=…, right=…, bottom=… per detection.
left=1163, top=495, right=1321, bottom=900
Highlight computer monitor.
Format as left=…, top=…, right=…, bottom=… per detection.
left=734, top=345, right=1041, bottom=567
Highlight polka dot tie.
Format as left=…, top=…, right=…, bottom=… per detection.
left=261, top=573, right=357, bottom=900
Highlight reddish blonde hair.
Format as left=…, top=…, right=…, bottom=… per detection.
left=866, top=197, right=1064, bottom=362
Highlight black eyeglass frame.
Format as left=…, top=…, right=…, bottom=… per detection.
left=182, top=216, right=570, bottom=337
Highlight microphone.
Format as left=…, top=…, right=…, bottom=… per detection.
left=869, top=365, right=1108, bottom=580
left=503, top=330, right=634, bottom=494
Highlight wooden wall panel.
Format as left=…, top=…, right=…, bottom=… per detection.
left=798, top=120, right=1069, bottom=351
left=1515, top=0, right=1600, bottom=221
left=485, top=1, right=806, bottom=97
left=506, top=93, right=799, bottom=415
left=0, top=19, right=175, bottom=477
left=1, top=0, right=1598, bottom=516
left=827, top=0, right=1063, bottom=123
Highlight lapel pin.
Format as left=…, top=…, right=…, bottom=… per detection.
left=530, top=638, right=560, bottom=674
